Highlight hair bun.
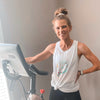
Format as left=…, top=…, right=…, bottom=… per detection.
left=54, top=8, right=68, bottom=17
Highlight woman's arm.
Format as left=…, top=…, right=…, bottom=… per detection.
left=78, top=42, right=100, bottom=75
left=25, top=43, right=55, bottom=64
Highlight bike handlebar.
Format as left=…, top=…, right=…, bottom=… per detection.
left=29, top=64, right=48, bottom=76
left=2, top=60, right=48, bottom=80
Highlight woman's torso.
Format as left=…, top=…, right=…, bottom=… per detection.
left=50, top=40, right=81, bottom=92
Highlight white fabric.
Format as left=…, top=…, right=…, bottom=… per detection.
left=57, top=13, right=65, bottom=16
left=51, top=40, right=80, bottom=93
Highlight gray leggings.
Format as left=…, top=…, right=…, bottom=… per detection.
left=49, top=87, right=81, bottom=100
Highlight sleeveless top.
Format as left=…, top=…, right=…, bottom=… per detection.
left=51, top=40, right=80, bottom=93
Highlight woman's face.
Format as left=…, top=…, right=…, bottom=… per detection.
left=53, top=19, right=72, bottom=40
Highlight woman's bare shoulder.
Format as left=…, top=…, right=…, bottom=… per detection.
left=48, top=43, right=56, bottom=48
left=45, top=43, right=56, bottom=54
left=78, top=42, right=88, bottom=50
left=78, top=42, right=84, bottom=49
left=78, top=41, right=90, bottom=55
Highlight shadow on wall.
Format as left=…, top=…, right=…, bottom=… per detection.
left=0, top=20, right=4, bottom=43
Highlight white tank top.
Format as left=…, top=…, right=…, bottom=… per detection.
left=51, top=40, right=79, bottom=93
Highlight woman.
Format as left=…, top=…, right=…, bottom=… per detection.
left=25, top=8, right=100, bottom=100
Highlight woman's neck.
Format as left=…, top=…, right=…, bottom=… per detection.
left=60, top=38, right=73, bottom=48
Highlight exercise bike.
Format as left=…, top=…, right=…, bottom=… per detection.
left=0, top=43, right=48, bottom=100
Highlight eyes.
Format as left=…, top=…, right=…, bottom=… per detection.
left=56, top=25, right=67, bottom=30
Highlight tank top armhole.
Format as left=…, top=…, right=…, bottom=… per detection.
left=75, top=40, right=79, bottom=60
left=53, top=41, right=60, bottom=55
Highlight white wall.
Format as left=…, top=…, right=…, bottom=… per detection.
left=59, top=0, right=100, bottom=100
left=1, top=0, right=100, bottom=100
left=0, top=0, right=58, bottom=100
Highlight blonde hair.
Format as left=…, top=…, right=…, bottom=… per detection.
left=52, top=8, right=72, bottom=28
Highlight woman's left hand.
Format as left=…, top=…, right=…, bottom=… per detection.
left=75, top=71, right=81, bottom=83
